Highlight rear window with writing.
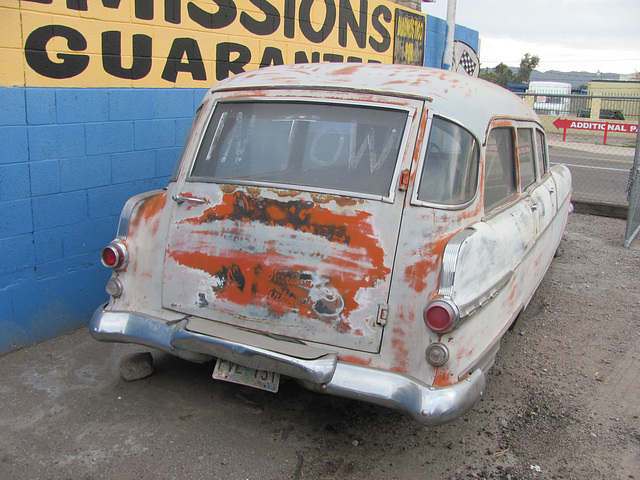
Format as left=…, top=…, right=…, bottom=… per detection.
left=190, top=101, right=408, bottom=197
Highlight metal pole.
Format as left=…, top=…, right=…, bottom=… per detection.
left=442, top=0, right=457, bottom=70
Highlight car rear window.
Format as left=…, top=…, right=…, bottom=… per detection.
left=190, top=101, right=408, bottom=197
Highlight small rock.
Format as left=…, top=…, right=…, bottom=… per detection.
left=119, top=352, right=154, bottom=381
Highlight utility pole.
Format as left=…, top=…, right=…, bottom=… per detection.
left=442, top=0, right=457, bottom=70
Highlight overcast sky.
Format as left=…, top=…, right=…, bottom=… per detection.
left=422, top=0, right=640, bottom=74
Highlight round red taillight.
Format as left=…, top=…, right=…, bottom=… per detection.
left=424, top=299, right=459, bottom=333
left=101, top=241, right=128, bottom=270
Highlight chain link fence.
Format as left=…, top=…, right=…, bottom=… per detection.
left=625, top=135, right=640, bottom=248
left=520, top=92, right=640, bottom=246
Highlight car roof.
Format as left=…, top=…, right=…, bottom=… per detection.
left=208, top=63, right=541, bottom=139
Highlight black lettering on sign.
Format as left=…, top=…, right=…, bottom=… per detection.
left=284, top=0, right=296, bottom=39
left=323, top=53, right=343, bottom=62
left=240, top=0, right=280, bottom=36
left=338, top=0, right=367, bottom=49
left=102, top=31, right=152, bottom=80
left=260, top=47, right=284, bottom=67
left=188, top=0, right=238, bottom=29
left=62, top=0, right=121, bottom=11
left=299, top=0, right=336, bottom=44
left=216, top=42, right=251, bottom=80
left=135, top=0, right=154, bottom=20
left=165, top=0, right=182, bottom=24
left=369, top=4, right=391, bottom=52
left=161, top=38, right=207, bottom=82
left=294, top=51, right=321, bottom=63
left=25, top=25, right=90, bottom=79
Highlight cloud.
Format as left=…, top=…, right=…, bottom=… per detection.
left=423, top=0, right=640, bottom=73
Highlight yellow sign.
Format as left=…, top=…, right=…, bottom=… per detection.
left=393, top=8, right=424, bottom=66
left=2, top=0, right=422, bottom=88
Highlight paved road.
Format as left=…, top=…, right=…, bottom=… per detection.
left=548, top=137, right=636, bottom=206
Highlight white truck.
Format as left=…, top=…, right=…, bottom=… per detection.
left=528, top=81, right=572, bottom=116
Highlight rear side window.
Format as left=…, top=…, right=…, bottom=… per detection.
left=517, top=128, right=535, bottom=189
left=190, top=101, right=408, bottom=197
left=417, top=117, right=479, bottom=205
left=535, top=129, right=549, bottom=176
left=484, top=128, right=517, bottom=212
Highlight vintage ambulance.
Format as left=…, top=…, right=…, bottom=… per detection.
left=91, top=64, right=572, bottom=425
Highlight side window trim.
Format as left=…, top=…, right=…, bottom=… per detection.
left=483, top=125, right=518, bottom=213
left=411, top=112, right=480, bottom=210
left=535, top=128, right=550, bottom=180
left=516, top=127, right=536, bottom=192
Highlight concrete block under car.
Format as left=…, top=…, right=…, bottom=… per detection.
left=118, top=352, right=154, bottom=382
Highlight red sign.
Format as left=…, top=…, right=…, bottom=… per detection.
left=552, top=118, right=638, bottom=144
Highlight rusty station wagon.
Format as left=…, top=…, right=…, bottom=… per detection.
left=91, top=64, right=572, bottom=425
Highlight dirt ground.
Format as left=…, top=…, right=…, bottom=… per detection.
left=1, top=212, right=639, bottom=480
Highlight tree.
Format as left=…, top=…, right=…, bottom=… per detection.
left=480, top=62, right=514, bottom=88
left=480, top=53, right=540, bottom=88
left=515, top=53, right=540, bottom=84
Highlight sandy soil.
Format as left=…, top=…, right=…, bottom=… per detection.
left=0, top=213, right=638, bottom=480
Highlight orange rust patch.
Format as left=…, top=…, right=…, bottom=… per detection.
left=266, top=205, right=287, bottom=222
left=129, top=192, right=166, bottom=236
left=389, top=323, right=409, bottom=373
left=491, top=119, right=515, bottom=128
left=403, top=234, right=452, bottom=292
left=245, top=187, right=261, bottom=197
left=433, top=369, right=455, bottom=387
left=339, top=355, right=372, bottom=366
left=333, top=65, right=362, bottom=76
left=274, top=189, right=301, bottom=198
left=505, top=281, right=520, bottom=308
left=310, top=193, right=360, bottom=207
left=220, top=184, right=238, bottom=194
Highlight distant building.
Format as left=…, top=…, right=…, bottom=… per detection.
left=586, top=80, right=640, bottom=121
left=588, top=80, right=640, bottom=97
left=508, top=83, right=529, bottom=94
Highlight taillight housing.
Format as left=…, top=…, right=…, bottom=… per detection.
left=101, top=240, right=129, bottom=270
left=424, top=298, right=460, bottom=333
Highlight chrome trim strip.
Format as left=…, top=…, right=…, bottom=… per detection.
left=90, top=307, right=487, bottom=425
left=457, top=271, right=514, bottom=319
left=438, top=227, right=476, bottom=297
left=116, top=190, right=165, bottom=240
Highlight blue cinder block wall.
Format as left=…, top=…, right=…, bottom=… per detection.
left=424, top=15, right=480, bottom=69
left=0, top=86, right=207, bottom=354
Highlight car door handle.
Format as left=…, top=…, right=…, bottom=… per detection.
left=529, top=201, right=538, bottom=211
left=172, top=194, right=206, bottom=205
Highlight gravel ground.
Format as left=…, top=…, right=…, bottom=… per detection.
left=0, top=212, right=639, bottom=480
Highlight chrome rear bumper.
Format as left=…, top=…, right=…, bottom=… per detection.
left=90, top=307, right=486, bottom=425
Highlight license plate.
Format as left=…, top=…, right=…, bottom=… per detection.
left=212, top=359, right=280, bottom=393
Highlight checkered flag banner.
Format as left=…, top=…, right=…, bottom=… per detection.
left=458, top=50, right=477, bottom=76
